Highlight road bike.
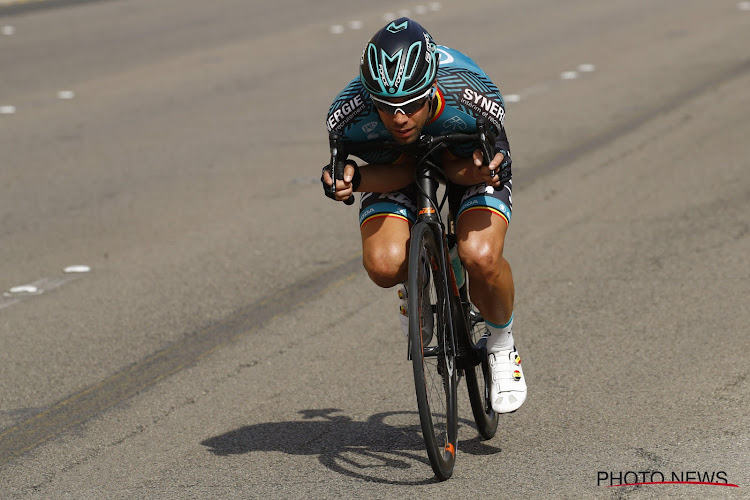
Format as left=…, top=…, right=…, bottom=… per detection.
left=328, top=118, right=500, bottom=480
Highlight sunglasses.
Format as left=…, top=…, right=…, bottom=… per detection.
left=370, top=87, right=434, bottom=115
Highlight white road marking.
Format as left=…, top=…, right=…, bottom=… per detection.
left=0, top=268, right=90, bottom=310
left=8, top=285, right=39, bottom=295
left=64, top=265, right=91, bottom=273
left=1, top=105, right=16, bottom=114
left=2, top=25, right=15, bottom=35
left=330, top=25, right=345, bottom=35
left=348, top=20, right=363, bottom=30
left=561, top=71, right=579, bottom=80
left=738, top=2, right=750, bottom=11
left=578, top=63, right=596, bottom=72
left=57, top=90, right=75, bottom=99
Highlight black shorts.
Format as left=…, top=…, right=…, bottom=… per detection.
left=358, top=180, right=512, bottom=228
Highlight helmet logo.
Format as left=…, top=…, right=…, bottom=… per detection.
left=386, top=20, right=408, bottom=33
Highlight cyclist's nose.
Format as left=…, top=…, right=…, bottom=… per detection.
left=393, top=111, right=409, bottom=124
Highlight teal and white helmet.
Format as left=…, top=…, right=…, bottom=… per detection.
left=359, top=17, right=439, bottom=99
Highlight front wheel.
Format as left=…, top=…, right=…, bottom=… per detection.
left=408, top=222, right=457, bottom=481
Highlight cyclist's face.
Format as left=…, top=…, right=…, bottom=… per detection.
left=375, top=89, right=434, bottom=144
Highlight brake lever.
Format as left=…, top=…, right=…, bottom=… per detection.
left=475, top=117, right=496, bottom=179
left=328, top=131, right=355, bottom=206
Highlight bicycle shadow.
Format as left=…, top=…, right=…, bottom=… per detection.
left=201, top=408, right=502, bottom=485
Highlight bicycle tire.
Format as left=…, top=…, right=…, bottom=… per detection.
left=463, top=305, right=499, bottom=439
left=408, top=222, right=458, bottom=481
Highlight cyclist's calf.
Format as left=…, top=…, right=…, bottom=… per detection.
left=456, top=212, right=514, bottom=323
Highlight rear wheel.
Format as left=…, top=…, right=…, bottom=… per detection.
left=408, top=222, right=457, bottom=481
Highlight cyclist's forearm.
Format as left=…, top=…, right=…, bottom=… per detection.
left=443, top=155, right=482, bottom=186
left=357, top=163, right=415, bottom=193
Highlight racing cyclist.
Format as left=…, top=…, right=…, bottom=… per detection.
left=321, top=18, right=526, bottom=413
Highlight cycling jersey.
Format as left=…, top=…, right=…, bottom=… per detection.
left=325, top=45, right=513, bottom=227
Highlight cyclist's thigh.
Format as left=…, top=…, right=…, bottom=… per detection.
left=448, top=180, right=513, bottom=256
left=359, top=189, right=417, bottom=281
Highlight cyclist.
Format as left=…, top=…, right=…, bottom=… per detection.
left=322, top=18, right=526, bottom=413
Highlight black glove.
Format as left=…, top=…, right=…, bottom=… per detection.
left=495, top=148, right=512, bottom=184
left=493, top=126, right=512, bottom=183
left=321, top=160, right=361, bottom=201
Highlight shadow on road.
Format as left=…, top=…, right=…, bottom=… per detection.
left=201, top=408, right=501, bottom=484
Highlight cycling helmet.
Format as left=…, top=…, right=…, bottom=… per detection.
left=359, top=17, right=439, bottom=99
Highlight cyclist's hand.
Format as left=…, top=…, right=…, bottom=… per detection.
left=321, top=160, right=360, bottom=202
left=473, top=149, right=505, bottom=188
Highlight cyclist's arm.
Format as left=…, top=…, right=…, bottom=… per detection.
left=442, top=149, right=506, bottom=187
left=321, top=156, right=416, bottom=200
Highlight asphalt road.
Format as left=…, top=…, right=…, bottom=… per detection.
left=1, top=0, right=749, bottom=498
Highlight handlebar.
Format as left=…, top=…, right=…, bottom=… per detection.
left=328, top=117, right=496, bottom=205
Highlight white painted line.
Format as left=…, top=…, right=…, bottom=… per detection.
left=505, top=94, right=521, bottom=103
left=398, top=9, right=411, bottom=17
left=415, top=5, right=427, bottom=15
left=330, top=25, right=345, bottom=35
left=57, top=90, right=75, bottom=100
left=64, top=265, right=91, bottom=273
left=738, top=2, right=750, bottom=10
left=578, top=63, right=596, bottom=72
left=348, top=20, right=363, bottom=30
left=383, top=12, right=395, bottom=21
left=1, top=105, right=16, bottom=114
left=561, top=71, right=579, bottom=80
left=429, top=2, right=442, bottom=11
left=2, top=25, right=15, bottom=36
left=0, top=273, right=85, bottom=310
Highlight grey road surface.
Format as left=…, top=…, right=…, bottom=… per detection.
left=1, top=0, right=749, bottom=498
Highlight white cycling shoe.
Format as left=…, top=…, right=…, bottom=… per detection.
left=489, top=348, right=527, bottom=413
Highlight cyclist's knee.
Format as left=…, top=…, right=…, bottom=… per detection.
left=459, top=237, right=505, bottom=282
left=363, top=243, right=407, bottom=288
